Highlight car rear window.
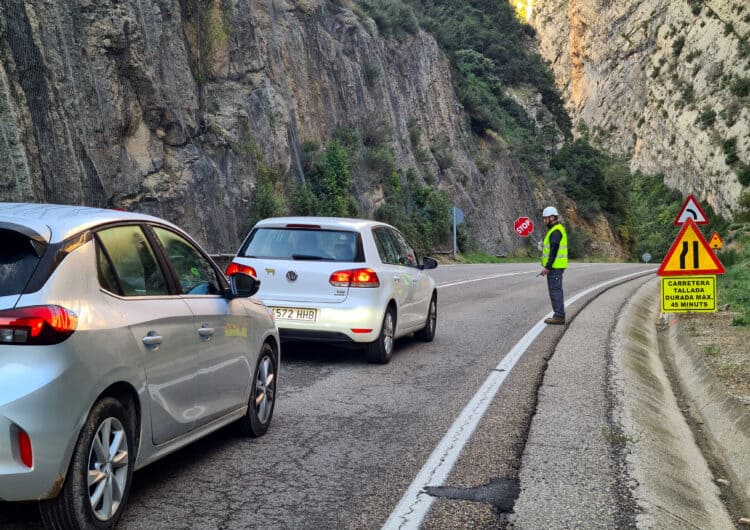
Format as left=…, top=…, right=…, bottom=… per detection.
left=240, top=228, right=364, bottom=262
left=0, top=229, right=42, bottom=296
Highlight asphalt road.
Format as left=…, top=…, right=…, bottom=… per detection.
left=0, top=262, right=655, bottom=529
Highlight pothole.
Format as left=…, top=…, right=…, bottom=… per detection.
left=424, top=477, right=520, bottom=513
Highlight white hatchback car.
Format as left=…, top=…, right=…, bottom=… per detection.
left=227, top=217, right=438, bottom=363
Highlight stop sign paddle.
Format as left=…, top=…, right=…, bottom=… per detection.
left=514, top=216, right=534, bottom=237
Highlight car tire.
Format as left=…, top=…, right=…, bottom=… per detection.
left=39, top=397, right=134, bottom=530
left=365, top=306, right=396, bottom=364
left=415, top=293, right=437, bottom=342
left=239, top=342, right=277, bottom=437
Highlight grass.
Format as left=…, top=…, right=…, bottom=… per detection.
left=460, top=252, right=538, bottom=264
left=717, top=225, right=749, bottom=326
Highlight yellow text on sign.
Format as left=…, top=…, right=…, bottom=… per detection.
left=661, top=276, right=717, bottom=313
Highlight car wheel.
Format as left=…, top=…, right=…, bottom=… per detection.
left=366, top=306, right=395, bottom=364
left=39, top=397, right=134, bottom=530
left=415, top=293, right=437, bottom=342
left=240, top=342, right=277, bottom=437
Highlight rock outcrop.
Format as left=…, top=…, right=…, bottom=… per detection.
left=0, top=0, right=549, bottom=254
left=529, top=0, right=749, bottom=217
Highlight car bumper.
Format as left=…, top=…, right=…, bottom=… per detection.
left=0, top=346, right=88, bottom=501
left=266, top=301, right=383, bottom=343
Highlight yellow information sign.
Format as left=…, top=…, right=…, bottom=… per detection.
left=661, top=276, right=717, bottom=313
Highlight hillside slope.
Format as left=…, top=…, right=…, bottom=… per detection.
left=528, top=0, right=749, bottom=217
left=1, top=0, right=568, bottom=254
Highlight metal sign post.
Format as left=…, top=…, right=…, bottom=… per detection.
left=452, top=206, right=464, bottom=257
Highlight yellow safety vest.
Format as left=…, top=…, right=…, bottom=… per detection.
left=541, top=223, right=568, bottom=269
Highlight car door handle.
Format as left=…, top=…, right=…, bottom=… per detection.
left=393, top=277, right=400, bottom=283
left=142, top=332, right=162, bottom=349
left=198, top=326, right=215, bottom=340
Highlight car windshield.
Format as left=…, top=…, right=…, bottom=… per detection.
left=241, top=227, right=363, bottom=262
left=0, top=229, right=42, bottom=297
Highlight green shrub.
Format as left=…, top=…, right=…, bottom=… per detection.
left=376, top=169, right=452, bottom=254
left=364, top=146, right=398, bottom=177
left=697, top=107, right=716, bottom=128
left=723, top=137, right=739, bottom=166
left=305, top=141, right=355, bottom=217
left=549, top=139, right=629, bottom=225
left=737, top=164, right=750, bottom=187
left=718, top=242, right=750, bottom=326
left=567, top=227, right=593, bottom=259
left=291, top=183, right=320, bottom=216
left=411, top=0, right=570, bottom=140
left=735, top=191, right=750, bottom=222
left=364, top=63, right=381, bottom=87
left=627, top=172, right=683, bottom=260
left=358, top=0, right=419, bottom=39
left=730, top=77, right=750, bottom=97
left=430, top=135, right=454, bottom=171
left=250, top=166, right=285, bottom=225
left=672, top=36, right=685, bottom=56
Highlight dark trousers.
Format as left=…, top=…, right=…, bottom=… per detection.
left=547, top=268, right=565, bottom=318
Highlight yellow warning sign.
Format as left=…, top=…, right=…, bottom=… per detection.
left=661, top=276, right=717, bottom=313
left=657, top=218, right=725, bottom=276
left=709, top=231, right=723, bottom=250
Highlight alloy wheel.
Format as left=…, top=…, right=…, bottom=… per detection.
left=87, top=417, right=129, bottom=522
left=383, top=310, right=395, bottom=354
left=428, top=299, right=436, bottom=335
left=255, top=354, right=276, bottom=424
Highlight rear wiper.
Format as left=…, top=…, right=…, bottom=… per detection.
left=291, top=254, right=333, bottom=260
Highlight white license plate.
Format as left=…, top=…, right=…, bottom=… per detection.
left=272, top=307, right=317, bottom=321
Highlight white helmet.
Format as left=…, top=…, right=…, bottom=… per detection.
left=542, top=206, right=559, bottom=217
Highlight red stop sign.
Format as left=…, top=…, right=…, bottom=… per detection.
left=514, top=216, right=534, bottom=237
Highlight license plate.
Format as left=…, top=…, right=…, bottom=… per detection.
left=272, top=307, right=317, bottom=321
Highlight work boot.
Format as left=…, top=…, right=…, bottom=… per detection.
left=544, top=316, right=565, bottom=325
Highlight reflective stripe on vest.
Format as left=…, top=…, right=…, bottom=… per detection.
left=541, top=224, right=568, bottom=269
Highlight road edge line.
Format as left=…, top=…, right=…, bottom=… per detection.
left=382, top=268, right=656, bottom=529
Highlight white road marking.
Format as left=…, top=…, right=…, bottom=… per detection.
left=383, top=268, right=656, bottom=529
left=437, top=271, right=530, bottom=289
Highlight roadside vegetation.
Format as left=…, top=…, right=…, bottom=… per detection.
left=251, top=125, right=453, bottom=257
left=249, top=0, right=747, bottom=279
left=717, top=191, right=750, bottom=326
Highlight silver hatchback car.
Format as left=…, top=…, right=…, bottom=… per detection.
left=0, top=203, right=279, bottom=528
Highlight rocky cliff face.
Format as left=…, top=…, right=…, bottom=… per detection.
left=0, top=0, right=546, bottom=254
left=529, top=0, right=749, bottom=218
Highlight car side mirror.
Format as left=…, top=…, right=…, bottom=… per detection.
left=421, top=256, right=438, bottom=270
left=229, top=272, right=260, bottom=298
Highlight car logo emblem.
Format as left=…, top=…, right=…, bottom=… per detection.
left=286, top=270, right=298, bottom=282
left=265, top=268, right=275, bottom=276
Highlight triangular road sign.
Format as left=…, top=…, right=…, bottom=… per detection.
left=658, top=218, right=725, bottom=275
left=709, top=231, right=723, bottom=250
left=674, top=194, right=709, bottom=225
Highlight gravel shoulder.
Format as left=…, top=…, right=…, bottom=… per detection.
left=680, top=311, right=750, bottom=409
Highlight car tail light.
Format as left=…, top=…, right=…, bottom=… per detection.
left=18, top=429, right=32, bottom=468
left=329, top=268, right=380, bottom=288
left=226, top=262, right=257, bottom=278
left=0, top=305, right=78, bottom=345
